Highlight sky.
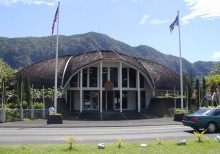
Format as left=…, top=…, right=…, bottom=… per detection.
left=0, top=0, right=220, bottom=63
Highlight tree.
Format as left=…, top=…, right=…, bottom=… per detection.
left=23, top=76, right=32, bottom=108
left=0, top=59, right=17, bottom=107
left=211, top=62, right=220, bottom=75
left=206, top=75, right=220, bottom=93
left=14, top=72, right=23, bottom=106
left=202, top=78, right=206, bottom=99
left=184, top=69, right=195, bottom=112
left=0, top=58, right=17, bottom=88
left=195, top=78, right=200, bottom=109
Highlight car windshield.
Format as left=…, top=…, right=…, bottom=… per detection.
left=194, top=108, right=213, bottom=115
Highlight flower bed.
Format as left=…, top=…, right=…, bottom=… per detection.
left=47, top=114, right=63, bottom=124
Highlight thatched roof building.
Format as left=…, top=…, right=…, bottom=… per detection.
left=22, top=50, right=181, bottom=113
left=22, top=50, right=180, bottom=90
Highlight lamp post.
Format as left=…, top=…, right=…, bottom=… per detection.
left=217, top=85, right=220, bottom=106
left=0, top=80, right=6, bottom=123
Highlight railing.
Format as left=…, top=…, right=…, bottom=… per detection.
left=155, top=90, right=187, bottom=98
left=5, top=108, right=48, bottom=121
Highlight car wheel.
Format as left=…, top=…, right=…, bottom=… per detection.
left=207, top=122, right=216, bottom=133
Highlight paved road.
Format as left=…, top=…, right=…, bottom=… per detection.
left=0, top=124, right=216, bottom=145
left=0, top=118, right=219, bottom=145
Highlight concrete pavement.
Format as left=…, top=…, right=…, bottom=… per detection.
left=0, top=118, right=181, bottom=128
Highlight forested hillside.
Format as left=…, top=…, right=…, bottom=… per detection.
left=0, top=32, right=216, bottom=77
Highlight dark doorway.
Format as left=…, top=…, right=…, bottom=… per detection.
left=102, top=91, right=113, bottom=111
left=67, top=90, right=74, bottom=111
left=107, top=91, right=113, bottom=110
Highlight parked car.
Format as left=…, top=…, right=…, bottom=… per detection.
left=182, top=108, right=220, bottom=133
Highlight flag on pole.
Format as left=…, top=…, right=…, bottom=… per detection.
left=169, top=14, right=179, bottom=33
left=51, top=2, right=60, bottom=35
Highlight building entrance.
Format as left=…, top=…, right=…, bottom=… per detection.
left=102, top=91, right=114, bottom=111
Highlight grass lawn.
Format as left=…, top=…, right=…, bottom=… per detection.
left=0, top=139, right=220, bottom=154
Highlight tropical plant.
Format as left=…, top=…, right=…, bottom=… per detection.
left=63, top=135, right=81, bottom=150
left=193, top=129, right=209, bottom=143
left=206, top=74, right=220, bottom=93
left=156, top=137, right=164, bottom=145
left=116, top=138, right=124, bottom=149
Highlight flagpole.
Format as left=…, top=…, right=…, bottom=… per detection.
left=177, top=11, right=184, bottom=111
left=54, top=2, right=60, bottom=114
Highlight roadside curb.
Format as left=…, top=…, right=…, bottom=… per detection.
left=0, top=118, right=182, bottom=128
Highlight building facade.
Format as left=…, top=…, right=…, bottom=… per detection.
left=22, top=50, right=180, bottom=113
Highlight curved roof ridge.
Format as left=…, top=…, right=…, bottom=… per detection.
left=98, top=50, right=103, bottom=58
left=61, top=55, right=74, bottom=87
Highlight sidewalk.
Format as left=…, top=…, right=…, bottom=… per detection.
left=0, top=118, right=181, bottom=128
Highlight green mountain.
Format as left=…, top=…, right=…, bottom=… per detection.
left=0, top=32, right=217, bottom=77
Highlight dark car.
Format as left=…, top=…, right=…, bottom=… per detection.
left=182, top=108, right=220, bottom=133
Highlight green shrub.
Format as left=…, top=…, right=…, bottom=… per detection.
left=21, top=101, right=28, bottom=109
left=6, top=108, right=20, bottom=121
left=7, top=102, right=19, bottom=109
left=175, top=109, right=188, bottom=114
left=34, top=102, right=43, bottom=109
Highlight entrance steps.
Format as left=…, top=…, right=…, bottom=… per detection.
left=66, top=110, right=147, bottom=121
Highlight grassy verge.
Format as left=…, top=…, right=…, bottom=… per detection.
left=0, top=139, right=220, bottom=154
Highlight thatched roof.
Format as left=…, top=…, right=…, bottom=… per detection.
left=22, top=50, right=181, bottom=90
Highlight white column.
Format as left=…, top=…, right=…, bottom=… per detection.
left=70, top=91, right=72, bottom=110
left=80, top=69, right=83, bottom=112
left=119, top=62, right=122, bottom=113
left=87, top=68, right=89, bottom=88
left=0, top=108, right=6, bottom=123
left=100, top=61, right=103, bottom=113
left=137, top=71, right=140, bottom=112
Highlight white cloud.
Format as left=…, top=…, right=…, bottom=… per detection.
left=212, top=51, right=220, bottom=59
left=0, top=0, right=56, bottom=6
left=131, top=0, right=141, bottom=3
left=182, top=0, right=220, bottom=24
left=150, top=18, right=168, bottom=25
left=139, top=14, right=149, bottom=24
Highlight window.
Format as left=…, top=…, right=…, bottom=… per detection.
left=129, top=68, right=136, bottom=88
left=102, top=67, right=108, bottom=87
left=140, top=74, right=144, bottom=88
left=70, top=73, right=78, bottom=87
left=141, top=91, right=146, bottom=108
left=83, top=91, right=90, bottom=109
left=89, top=67, right=97, bottom=87
left=114, top=91, right=120, bottom=109
left=83, top=68, right=87, bottom=87
left=83, top=91, right=99, bottom=110
left=91, top=91, right=99, bottom=109
left=110, top=67, right=118, bottom=87
left=122, top=68, right=127, bottom=87
left=213, top=109, right=220, bottom=116
left=122, top=91, right=127, bottom=109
